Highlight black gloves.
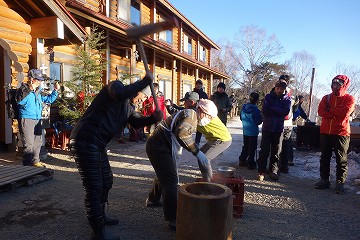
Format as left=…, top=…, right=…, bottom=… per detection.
left=142, top=74, right=153, bottom=85
left=151, top=110, right=164, bottom=123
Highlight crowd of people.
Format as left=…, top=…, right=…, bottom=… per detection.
left=16, top=69, right=355, bottom=239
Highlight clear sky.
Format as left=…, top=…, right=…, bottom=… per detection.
left=168, top=0, right=360, bottom=85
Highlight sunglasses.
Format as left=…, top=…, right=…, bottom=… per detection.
left=332, top=78, right=345, bottom=86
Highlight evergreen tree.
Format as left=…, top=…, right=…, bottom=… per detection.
left=57, top=26, right=107, bottom=124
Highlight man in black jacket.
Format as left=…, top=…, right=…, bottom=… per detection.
left=70, top=75, right=163, bottom=240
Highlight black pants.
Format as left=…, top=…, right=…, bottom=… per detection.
left=257, top=131, right=283, bottom=174
left=320, top=134, right=350, bottom=183
left=146, top=137, right=178, bottom=222
left=239, top=135, right=258, bottom=168
left=280, top=127, right=293, bottom=169
left=70, top=140, right=113, bottom=220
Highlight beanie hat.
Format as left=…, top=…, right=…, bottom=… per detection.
left=279, top=74, right=290, bottom=83
left=249, top=92, right=259, bottom=103
left=197, top=99, right=218, bottom=118
left=28, top=69, right=45, bottom=81
left=196, top=79, right=203, bottom=85
left=275, top=80, right=287, bottom=89
left=217, top=82, right=226, bottom=90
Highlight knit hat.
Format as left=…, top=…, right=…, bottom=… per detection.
left=180, top=92, right=199, bottom=101
left=249, top=92, right=259, bottom=103
left=275, top=80, right=287, bottom=89
left=196, top=79, right=203, bottom=85
left=217, top=82, right=226, bottom=90
left=28, top=69, right=45, bottom=81
left=197, top=99, right=218, bottom=118
left=279, top=74, right=290, bottom=83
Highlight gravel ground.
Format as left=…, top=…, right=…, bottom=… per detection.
left=1, top=117, right=360, bottom=240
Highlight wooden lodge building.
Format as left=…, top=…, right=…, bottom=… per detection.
left=0, top=0, right=228, bottom=151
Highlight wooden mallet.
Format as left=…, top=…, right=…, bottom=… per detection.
left=126, top=17, right=178, bottom=110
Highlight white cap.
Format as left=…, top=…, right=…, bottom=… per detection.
left=197, top=99, right=218, bottom=118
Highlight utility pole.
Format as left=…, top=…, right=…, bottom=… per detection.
left=308, top=67, right=315, bottom=120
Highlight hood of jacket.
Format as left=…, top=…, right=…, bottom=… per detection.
left=242, top=103, right=258, bottom=114
left=332, top=75, right=350, bottom=97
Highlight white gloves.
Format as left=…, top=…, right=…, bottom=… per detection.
left=195, top=151, right=209, bottom=165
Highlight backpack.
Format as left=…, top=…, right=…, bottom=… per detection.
left=5, top=86, right=19, bottom=119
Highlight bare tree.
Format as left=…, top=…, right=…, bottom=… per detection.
left=286, top=50, right=317, bottom=96
left=231, top=25, right=284, bottom=93
left=333, top=63, right=360, bottom=118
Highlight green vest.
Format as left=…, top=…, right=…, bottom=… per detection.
left=197, top=116, right=232, bottom=141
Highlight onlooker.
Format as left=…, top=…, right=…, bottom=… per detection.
left=16, top=69, right=60, bottom=167
left=279, top=74, right=295, bottom=172
left=239, top=92, right=262, bottom=170
left=193, top=79, right=208, bottom=99
left=315, top=75, right=355, bottom=194
left=69, top=75, right=163, bottom=240
left=142, top=82, right=167, bottom=134
left=145, top=108, right=209, bottom=230
left=210, top=82, right=232, bottom=125
left=229, top=92, right=238, bottom=117
left=256, top=80, right=291, bottom=181
left=196, top=99, right=232, bottom=181
left=292, top=95, right=309, bottom=122
left=193, top=80, right=208, bottom=145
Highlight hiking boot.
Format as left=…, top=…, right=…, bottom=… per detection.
left=279, top=167, right=289, bottom=174
left=335, top=182, right=344, bottom=194
left=33, top=162, right=46, bottom=168
left=102, top=204, right=119, bottom=226
left=288, top=160, right=294, bottom=166
left=258, top=173, right=265, bottom=181
left=238, top=161, right=247, bottom=167
left=269, top=172, right=279, bottom=181
left=89, top=216, right=120, bottom=240
left=314, top=179, right=330, bottom=189
left=145, top=199, right=163, bottom=208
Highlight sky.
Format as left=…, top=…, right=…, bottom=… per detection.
left=168, top=0, right=360, bottom=86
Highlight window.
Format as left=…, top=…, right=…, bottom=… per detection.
left=159, top=30, right=172, bottom=45
left=50, top=62, right=61, bottom=81
left=183, top=34, right=192, bottom=55
left=158, top=80, right=172, bottom=100
left=117, top=0, right=130, bottom=22
left=199, top=44, right=206, bottom=62
left=158, top=16, right=172, bottom=44
left=130, top=1, right=140, bottom=26
left=183, top=83, right=192, bottom=95
left=117, top=0, right=140, bottom=25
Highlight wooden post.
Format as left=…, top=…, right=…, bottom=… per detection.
left=308, top=68, right=315, bottom=120
left=176, top=182, right=233, bottom=240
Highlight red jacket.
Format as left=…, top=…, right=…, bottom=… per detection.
left=142, top=94, right=167, bottom=120
left=318, top=75, right=355, bottom=136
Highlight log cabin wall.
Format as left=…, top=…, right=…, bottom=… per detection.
left=64, top=0, right=228, bottom=102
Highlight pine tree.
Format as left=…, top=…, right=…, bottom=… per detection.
left=57, top=26, right=107, bottom=124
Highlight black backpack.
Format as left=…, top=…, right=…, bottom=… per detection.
left=5, top=86, right=19, bottom=119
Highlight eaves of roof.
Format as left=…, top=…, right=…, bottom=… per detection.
left=65, top=0, right=228, bottom=79
left=158, top=0, right=220, bottom=50
left=42, top=0, right=87, bottom=41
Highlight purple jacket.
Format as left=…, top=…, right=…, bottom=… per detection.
left=262, top=88, right=291, bottom=133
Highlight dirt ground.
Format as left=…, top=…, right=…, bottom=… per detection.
left=1, top=117, right=360, bottom=240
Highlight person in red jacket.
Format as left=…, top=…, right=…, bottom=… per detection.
left=142, top=83, right=167, bottom=134
left=315, top=75, right=355, bottom=194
